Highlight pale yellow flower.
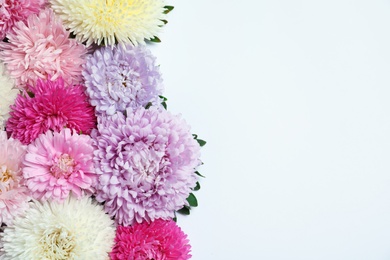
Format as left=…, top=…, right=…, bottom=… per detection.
left=50, top=0, right=167, bottom=46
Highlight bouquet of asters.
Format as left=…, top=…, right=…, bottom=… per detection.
left=0, top=1, right=205, bottom=259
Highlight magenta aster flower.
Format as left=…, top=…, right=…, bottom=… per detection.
left=0, top=0, right=46, bottom=40
left=110, top=220, right=191, bottom=260
left=23, top=128, right=97, bottom=202
left=6, top=77, right=96, bottom=145
left=0, top=131, right=30, bottom=225
left=83, top=44, right=163, bottom=116
left=0, top=8, right=87, bottom=89
left=93, top=107, right=201, bottom=226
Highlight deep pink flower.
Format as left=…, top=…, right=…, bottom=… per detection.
left=110, top=219, right=191, bottom=260
left=0, top=8, right=87, bottom=89
left=23, top=128, right=97, bottom=202
left=6, top=77, right=96, bottom=145
left=0, top=0, right=46, bottom=40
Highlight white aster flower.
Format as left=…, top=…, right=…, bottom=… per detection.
left=1, top=196, right=115, bottom=260
left=0, top=63, right=18, bottom=130
left=49, top=0, right=167, bottom=46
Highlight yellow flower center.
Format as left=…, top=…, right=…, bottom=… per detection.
left=40, top=227, right=75, bottom=259
left=0, top=167, right=15, bottom=193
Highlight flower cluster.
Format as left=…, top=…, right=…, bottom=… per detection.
left=0, top=1, right=204, bottom=259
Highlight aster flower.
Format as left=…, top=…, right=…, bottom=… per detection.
left=6, top=77, right=96, bottom=145
left=0, top=0, right=46, bottom=40
left=1, top=196, right=115, bottom=259
left=0, top=131, right=29, bottom=225
left=23, top=128, right=97, bottom=202
left=83, top=44, right=163, bottom=116
left=0, top=8, right=87, bottom=89
left=93, top=107, right=201, bottom=226
left=0, top=62, right=19, bottom=130
left=49, top=0, right=167, bottom=46
left=111, top=219, right=191, bottom=260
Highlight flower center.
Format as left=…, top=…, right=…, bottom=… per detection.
left=120, top=70, right=141, bottom=88
left=40, top=227, right=75, bottom=259
left=50, top=154, right=75, bottom=178
left=0, top=167, right=15, bottom=193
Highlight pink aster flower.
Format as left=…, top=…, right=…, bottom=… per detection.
left=0, top=0, right=46, bottom=40
left=110, top=219, right=191, bottom=260
left=0, top=8, right=87, bottom=89
left=6, top=77, right=96, bottom=145
left=0, top=131, right=30, bottom=225
left=93, top=107, right=201, bottom=226
left=23, top=128, right=97, bottom=202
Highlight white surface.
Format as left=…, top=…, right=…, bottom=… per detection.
left=152, top=1, right=390, bottom=259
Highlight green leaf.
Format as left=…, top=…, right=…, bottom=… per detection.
left=173, top=212, right=177, bottom=222
left=159, top=95, right=168, bottom=102
left=193, top=181, right=201, bottom=191
left=145, top=102, right=152, bottom=109
left=192, top=134, right=198, bottom=139
left=158, top=96, right=168, bottom=109
left=195, top=171, right=205, bottom=178
left=197, top=139, right=206, bottom=147
left=149, top=36, right=161, bottom=43
left=164, top=5, right=174, bottom=14
left=177, top=206, right=190, bottom=215
left=186, top=193, right=198, bottom=207
left=162, top=102, right=167, bottom=110
left=161, top=20, right=168, bottom=25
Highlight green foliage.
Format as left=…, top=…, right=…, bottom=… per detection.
left=164, top=6, right=174, bottom=14
left=193, top=134, right=207, bottom=147
left=186, top=193, right=198, bottom=207
left=159, top=95, right=168, bottom=110
left=149, top=36, right=161, bottom=43
left=193, top=181, right=201, bottom=191
left=177, top=206, right=190, bottom=215
left=195, top=171, right=205, bottom=178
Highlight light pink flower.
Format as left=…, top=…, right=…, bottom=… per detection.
left=0, top=0, right=46, bottom=40
left=0, top=8, right=87, bottom=89
left=23, top=128, right=97, bottom=202
left=6, top=77, right=96, bottom=145
left=0, top=131, right=30, bottom=225
left=110, top=219, right=191, bottom=260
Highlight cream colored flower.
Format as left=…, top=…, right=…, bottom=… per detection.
left=50, top=0, right=167, bottom=46
left=0, top=63, right=18, bottom=130
left=1, top=196, right=115, bottom=260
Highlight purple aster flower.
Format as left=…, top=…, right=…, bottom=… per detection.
left=92, top=107, right=201, bottom=226
left=82, top=45, right=163, bottom=116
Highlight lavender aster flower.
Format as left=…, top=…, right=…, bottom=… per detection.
left=83, top=45, right=163, bottom=116
left=92, top=107, right=201, bottom=226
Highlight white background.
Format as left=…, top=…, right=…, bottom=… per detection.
left=153, top=0, right=390, bottom=259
